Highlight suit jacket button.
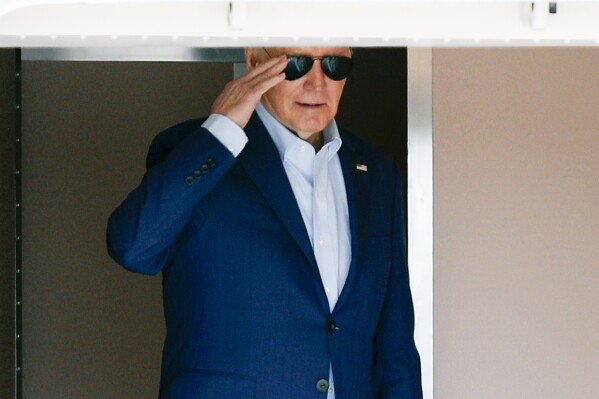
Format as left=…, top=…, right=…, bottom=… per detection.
left=207, top=157, right=216, bottom=167
left=316, top=379, right=329, bottom=393
left=200, top=164, right=209, bottom=173
left=185, top=176, right=194, bottom=185
left=193, top=170, right=203, bottom=179
left=327, top=318, right=337, bottom=333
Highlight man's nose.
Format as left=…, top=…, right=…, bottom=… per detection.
left=303, top=60, right=326, bottom=89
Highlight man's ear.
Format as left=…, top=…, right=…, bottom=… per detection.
left=245, top=48, right=258, bottom=70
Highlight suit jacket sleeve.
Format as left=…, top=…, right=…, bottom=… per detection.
left=374, top=167, right=423, bottom=398
left=106, top=119, right=237, bottom=275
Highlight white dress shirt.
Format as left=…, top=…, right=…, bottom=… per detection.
left=202, top=103, right=352, bottom=398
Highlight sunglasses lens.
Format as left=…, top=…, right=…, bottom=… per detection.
left=283, top=55, right=352, bottom=81
left=284, top=56, right=314, bottom=81
left=322, top=56, right=352, bottom=81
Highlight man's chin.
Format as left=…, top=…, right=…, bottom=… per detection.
left=288, top=121, right=328, bottom=136
left=290, top=114, right=331, bottom=131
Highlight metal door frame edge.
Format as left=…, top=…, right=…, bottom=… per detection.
left=21, top=47, right=245, bottom=62
left=407, top=47, right=433, bottom=399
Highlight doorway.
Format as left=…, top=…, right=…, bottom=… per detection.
left=9, top=47, right=410, bottom=397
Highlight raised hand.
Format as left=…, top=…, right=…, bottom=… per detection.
left=210, top=54, right=287, bottom=129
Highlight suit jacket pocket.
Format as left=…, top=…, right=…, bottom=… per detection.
left=163, top=368, right=256, bottom=399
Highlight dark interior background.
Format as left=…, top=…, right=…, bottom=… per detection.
left=0, top=48, right=407, bottom=398
left=337, top=48, right=407, bottom=172
left=1, top=49, right=17, bottom=399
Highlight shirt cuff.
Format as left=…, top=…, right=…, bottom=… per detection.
left=202, top=114, right=248, bottom=157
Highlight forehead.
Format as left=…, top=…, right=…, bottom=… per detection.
left=267, top=47, right=351, bottom=57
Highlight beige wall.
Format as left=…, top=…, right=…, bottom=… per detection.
left=433, top=48, right=599, bottom=398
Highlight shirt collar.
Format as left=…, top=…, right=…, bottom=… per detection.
left=255, top=102, right=342, bottom=161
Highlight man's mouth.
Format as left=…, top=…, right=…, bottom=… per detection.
left=297, top=102, right=325, bottom=108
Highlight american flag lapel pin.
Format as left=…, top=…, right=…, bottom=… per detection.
left=356, top=163, right=368, bottom=172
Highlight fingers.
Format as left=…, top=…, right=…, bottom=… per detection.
left=242, top=55, right=287, bottom=95
left=237, top=55, right=287, bottom=97
left=251, top=63, right=287, bottom=95
left=243, top=54, right=287, bottom=81
left=210, top=55, right=287, bottom=129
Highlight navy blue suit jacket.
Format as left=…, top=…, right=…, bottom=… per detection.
left=107, top=112, right=422, bottom=398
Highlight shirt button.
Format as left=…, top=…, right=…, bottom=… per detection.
left=324, top=286, right=330, bottom=294
left=228, top=145, right=235, bottom=152
left=316, top=379, right=329, bottom=393
left=318, top=239, right=325, bottom=246
left=300, top=145, right=306, bottom=152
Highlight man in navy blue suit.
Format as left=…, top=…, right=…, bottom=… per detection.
left=107, top=47, right=422, bottom=398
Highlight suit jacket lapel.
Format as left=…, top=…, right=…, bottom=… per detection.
left=238, top=114, right=370, bottom=315
left=334, top=133, right=370, bottom=313
left=237, top=113, right=320, bottom=274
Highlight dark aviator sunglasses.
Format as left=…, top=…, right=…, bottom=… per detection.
left=263, top=49, right=353, bottom=81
